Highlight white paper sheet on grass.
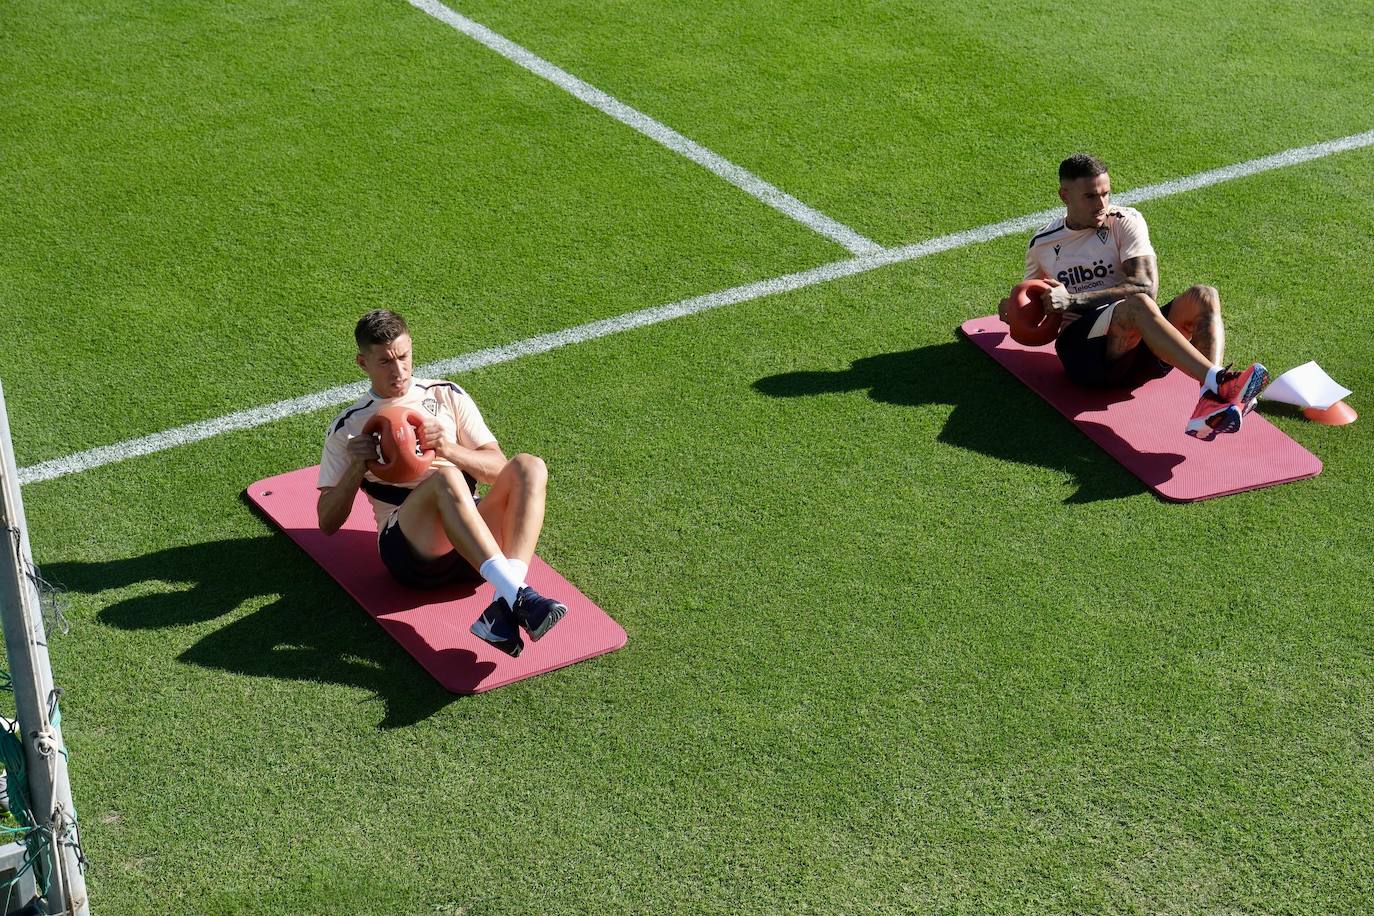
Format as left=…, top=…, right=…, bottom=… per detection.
left=1260, top=361, right=1352, bottom=410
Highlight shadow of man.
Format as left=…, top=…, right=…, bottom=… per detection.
left=44, top=535, right=473, bottom=729
left=754, top=337, right=1172, bottom=503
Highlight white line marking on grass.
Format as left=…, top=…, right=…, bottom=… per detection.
left=1113, top=130, right=1374, bottom=206
left=18, top=130, right=1374, bottom=486
left=403, top=0, right=882, bottom=256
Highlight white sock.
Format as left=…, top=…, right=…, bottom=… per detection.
left=507, top=558, right=528, bottom=583
left=479, top=556, right=526, bottom=608
left=1203, top=366, right=1223, bottom=395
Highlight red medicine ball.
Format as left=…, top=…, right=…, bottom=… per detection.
left=362, top=406, right=435, bottom=483
left=1005, top=278, right=1062, bottom=347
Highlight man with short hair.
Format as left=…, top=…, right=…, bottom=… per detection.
left=999, top=153, right=1268, bottom=436
left=317, top=309, right=564, bottom=657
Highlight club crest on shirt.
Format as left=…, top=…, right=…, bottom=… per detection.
left=1097, top=228, right=1109, bottom=244
left=422, top=397, right=439, bottom=416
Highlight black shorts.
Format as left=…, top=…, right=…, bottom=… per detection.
left=1055, top=299, right=1174, bottom=388
left=378, top=511, right=482, bottom=590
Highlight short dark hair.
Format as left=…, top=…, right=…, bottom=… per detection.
left=1059, top=153, right=1108, bottom=182
left=354, top=309, right=409, bottom=350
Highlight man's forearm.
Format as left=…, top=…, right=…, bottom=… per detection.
left=1066, top=279, right=1156, bottom=312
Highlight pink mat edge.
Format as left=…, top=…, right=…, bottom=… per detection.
left=958, top=315, right=1322, bottom=503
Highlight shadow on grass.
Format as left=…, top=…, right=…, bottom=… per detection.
left=1252, top=401, right=1308, bottom=422
left=753, top=337, right=1148, bottom=504
left=44, top=534, right=462, bottom=729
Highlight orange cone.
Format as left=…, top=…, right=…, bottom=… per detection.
left=1302, top=401, right=1357, bottom=425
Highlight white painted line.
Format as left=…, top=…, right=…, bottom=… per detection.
left=17, top=130, right=1374, bottom=486
left=1113, top=130, right=1374, bottom=206
left=403, top=0, right=882, bottom=256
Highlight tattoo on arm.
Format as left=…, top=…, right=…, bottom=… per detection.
left=1067, top=255, right=1159, bottom=310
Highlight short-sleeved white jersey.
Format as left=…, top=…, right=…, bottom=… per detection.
left=1024, top=206, right=1155, bottom=328
left=318, top=380, right=497, bottom=531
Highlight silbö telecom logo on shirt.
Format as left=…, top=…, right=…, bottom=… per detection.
left=1056, top=260, right=1115, bottom=287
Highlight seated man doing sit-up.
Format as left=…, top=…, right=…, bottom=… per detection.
left=317, top=309, right=563, bottom=657
left=999, top=153, right=1269, bottom=437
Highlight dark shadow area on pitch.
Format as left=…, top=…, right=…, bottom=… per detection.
left=43, top=534, right=470, bottom=729
left=753, top=337, right=1153, bottom=504
left=1252, top=401, right=1307, bottom=422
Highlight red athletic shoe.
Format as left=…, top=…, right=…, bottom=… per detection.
left=1215, top=363, right=1270, bottom=415
left=1184, top=363, right=1269, bottom=439
left=1186, top=391, right=1242, bottom=438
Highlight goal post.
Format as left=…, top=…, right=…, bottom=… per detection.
left=0, top=380, right=88, bottom=915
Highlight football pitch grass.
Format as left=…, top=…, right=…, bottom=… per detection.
left=4, top=0, right=1374, bottom=911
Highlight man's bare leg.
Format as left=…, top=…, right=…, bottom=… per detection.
left=476, top=453, right=548, bottom=567
left=395, top=466, right=502, bottom=569
left=1104, top=288, right=1267, bottom=437
left=1104, top=293, right=1214, bottom=383
left=1161, top=284, right=1224, bottom=365
left=394, top=459, right=564, bottom=648
left=471, top=453, right=563, bottom=641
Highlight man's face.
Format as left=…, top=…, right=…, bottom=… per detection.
left=357, top=334, right=413, bottom=399
left=1059, top=173, right=1111, bottom=229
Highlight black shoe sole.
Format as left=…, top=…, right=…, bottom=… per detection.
left=524, top=603, right=566, bottom=641
left=472, top=631, right=523, bottom=657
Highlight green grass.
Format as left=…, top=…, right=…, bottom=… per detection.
left=0, top=0, right=839, bottom=464
left=3, top=0, right=1373, bottom=912
left=451, top=0, right=1374, bottom=243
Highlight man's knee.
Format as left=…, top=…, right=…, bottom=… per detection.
left=430, top=465, right=477, bottom=506
left=1184, top=284, right=1221, bottom=314
left=509, top=453, right=548, bottom=489
left=1113, top=293, right=1159, bottom=331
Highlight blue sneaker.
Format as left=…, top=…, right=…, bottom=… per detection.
left=470, top=597, right=523, bottom=657
left=511, top=586, right=566, bottom=641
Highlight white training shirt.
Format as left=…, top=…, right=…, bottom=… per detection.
left=318, top=380, right=497, bottom=531
left=1023, top=206, right=1155, bottom=329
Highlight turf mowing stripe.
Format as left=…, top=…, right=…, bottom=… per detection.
left=17, top=129, right=1374, bottom=486
left=402, top=0, right=882, bottom=256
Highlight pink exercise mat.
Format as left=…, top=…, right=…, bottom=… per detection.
left=960, top=316, right=1321, bottom=502
left=246, top=466, right=626, bottom=693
